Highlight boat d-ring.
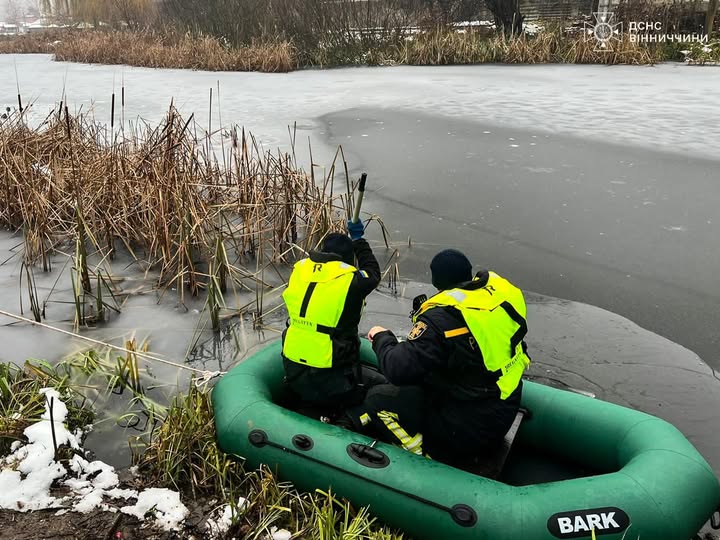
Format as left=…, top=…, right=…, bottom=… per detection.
left=711, top=506, right=720, bottom=529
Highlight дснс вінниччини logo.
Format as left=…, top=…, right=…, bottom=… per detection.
left=584, top=12, right=623, bottom=52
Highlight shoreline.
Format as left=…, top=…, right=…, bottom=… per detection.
left=0, top=27, right=690, bottom=72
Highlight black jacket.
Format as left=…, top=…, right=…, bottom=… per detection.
left=371, top=270, right=523, bottom=459
left=282, top=238, right=380, bottom=405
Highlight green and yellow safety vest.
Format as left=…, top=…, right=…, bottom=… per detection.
left=414, top=272, right=531, bottom=399
left=282, top=258, right=358, bottom=368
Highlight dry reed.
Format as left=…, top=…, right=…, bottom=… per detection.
left=0, top=104, right=347, bottom=311
left=1, top=25, right=670, bottom=70
left=400, top=27, right=660, bottom=65
left=52, top=30, right=299, bottom=73
left=0, top=31, right=68, bottom=54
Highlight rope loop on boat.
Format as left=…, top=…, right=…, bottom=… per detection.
left=194, top=370, right=224, bottom=389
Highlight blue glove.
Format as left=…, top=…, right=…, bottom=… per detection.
left=347, top=219, right=364, bottom=241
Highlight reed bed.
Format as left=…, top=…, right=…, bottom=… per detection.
left=1, top=25, right=673, bottom=69
left=54, top=30, right=299, bottom=72
left=0, top=104, right=348, bottom=320
left=400, top=27, right=660, bottom=65
left=0, top=31, right=68, bottom=54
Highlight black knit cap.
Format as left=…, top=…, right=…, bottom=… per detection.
left=322, top=233, right=354, bottom=265
left=430, top=249, right=472, bottom=290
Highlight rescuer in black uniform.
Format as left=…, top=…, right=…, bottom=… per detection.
left=345, top=249, right=531, bottom=465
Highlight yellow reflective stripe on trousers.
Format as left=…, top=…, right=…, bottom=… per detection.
left=377, top=411, right=423, bottom=455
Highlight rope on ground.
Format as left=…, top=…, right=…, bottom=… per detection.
left=0, top=308, right=226, bottom=383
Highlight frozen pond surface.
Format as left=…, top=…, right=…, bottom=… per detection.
left=2, top=56, right=720, bottom=490
left=323, top=107, right=720, bottom=371
left=2, top=55, right=720, bottom=163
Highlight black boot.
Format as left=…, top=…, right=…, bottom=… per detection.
left=334, top=413, right=355, bottom=431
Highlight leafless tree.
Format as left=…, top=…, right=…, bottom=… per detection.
left=707, top=0, right=718, bottom=35
left=484, top=0, right=523, bottom=35
left=4, top=0, right=24, bottom=23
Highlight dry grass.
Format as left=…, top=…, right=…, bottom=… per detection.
left=54, top=30, right=299, bottom=73
left=134, top=382, right=404, bottom=538
left=0, top=104, right=349, bottom=310
left=0, top=360, right=94, bottom=456
left=1, top=25, right=670, bottom=70
left=399, top=27, right=660, bottom=65
left=0, top=30, right=298, bottom=73
left=0, top=31, right=68, bottom=54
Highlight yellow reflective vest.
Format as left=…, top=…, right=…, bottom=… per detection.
left=282, top=258, right=358, bottom=368
left=414, top=272, right=531, bottom=399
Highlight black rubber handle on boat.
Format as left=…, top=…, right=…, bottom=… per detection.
left=451, top=504, right=478, bottom=527
left=347, top=442, right=389, bottom=468
left=292, top=434, right=314, bottom=451
left=249, top=429, right=268, bottom=447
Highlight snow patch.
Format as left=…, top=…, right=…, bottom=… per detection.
left=0, top=388, right=80, bottom=511
left=120, top=488, right=188, bottom=531
left=205, top=497, right=248, bottom=538
left=269, top=526, right=293, bottom=540
left=206, top=505, right=235, bottom=538
left=0, top=388, right=188, bottom=532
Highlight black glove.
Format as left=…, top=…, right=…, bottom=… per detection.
left=410, top=294, right=428, bottom=319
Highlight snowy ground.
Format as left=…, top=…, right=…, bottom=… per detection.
left=0, top=388, right=187, bottom=530
left=0, top=387, right=291, bottom=538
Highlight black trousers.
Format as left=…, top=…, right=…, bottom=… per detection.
left=283, top=365, right=387, bottom=418
left=346, top=384, right=427, bottom=455
left=346, top=383, right=521, bottom=465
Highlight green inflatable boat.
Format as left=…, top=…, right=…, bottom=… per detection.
left=212, top=339, right=720, bottom=540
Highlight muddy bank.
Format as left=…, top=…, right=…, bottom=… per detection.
left=0, top=508, right=170, bottom=540
left=0, top=493, right=222, bottom=539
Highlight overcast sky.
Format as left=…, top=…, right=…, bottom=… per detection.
left=1, top=0, right=38, bottom=21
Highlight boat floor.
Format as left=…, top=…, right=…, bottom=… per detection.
left=499, top=446, right=596, bottom=486
left=283, top=401, right=596, bottom=486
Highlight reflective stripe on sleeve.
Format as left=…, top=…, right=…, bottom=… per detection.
left=444, top=327, right=470, bottom=338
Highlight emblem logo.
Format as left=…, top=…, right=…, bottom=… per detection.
left=407, top=321, right=428, bottom=340
left=584, top=12, right=623, bottom=52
